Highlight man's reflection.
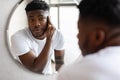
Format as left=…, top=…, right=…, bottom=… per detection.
left=11, top=0, right=65, bottom=75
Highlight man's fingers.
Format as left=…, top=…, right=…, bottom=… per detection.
left=47, top=16, right=52, bottom=25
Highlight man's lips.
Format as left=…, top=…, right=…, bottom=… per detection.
left=34, top=30, right=41, bottom=33
left=32, top=29, right=44, bottom=36
left=33, top=29, right=42, bottom=32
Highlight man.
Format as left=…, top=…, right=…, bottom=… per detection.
left=58, top=0, right=120, bottom=80
left=11, top=0, right=64, bottom=75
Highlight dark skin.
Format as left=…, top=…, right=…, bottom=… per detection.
left=77, top=17, right=120, bottom=56
left=19, top=10, right=64, bottom=73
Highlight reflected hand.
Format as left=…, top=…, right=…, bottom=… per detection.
left=44, top=16, right=56, bottom=39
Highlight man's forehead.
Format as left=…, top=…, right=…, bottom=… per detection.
left=27, top=10, right=49, bottom=17
left=38, top=10, right=49, bottom=16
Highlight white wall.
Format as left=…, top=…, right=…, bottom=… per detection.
left=0, top=0, right=57, bottom=80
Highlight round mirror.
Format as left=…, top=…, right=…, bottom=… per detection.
left=6, top=0, right=81, bottom=76
left=6, top=0, right=65, bottom=75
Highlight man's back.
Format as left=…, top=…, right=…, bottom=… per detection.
left=58, top=0, right=120, bottom=79
left=58, top=46, right=120, bottom=80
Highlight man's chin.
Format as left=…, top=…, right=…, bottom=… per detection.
left=33, top=32, right=45, bottom=40
left=36, top=35, right=46, bottom=40
left=39, top=37, right=46, bottom=40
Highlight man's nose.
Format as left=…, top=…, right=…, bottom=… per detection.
left=35, top=20, right=41, bottom=26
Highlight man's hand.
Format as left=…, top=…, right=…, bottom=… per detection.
left=45, top=16, right=56, bottom=39
left=39, top=16, right=55, bottom=39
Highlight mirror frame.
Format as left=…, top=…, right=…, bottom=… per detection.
left=6, top=0, right=23, bottom=59
left=6, top=0, right=32, bottom=60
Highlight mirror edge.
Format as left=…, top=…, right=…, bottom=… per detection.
left=6, top=0, right=24, bottom=60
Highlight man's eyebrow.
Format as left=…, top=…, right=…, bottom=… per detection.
left=28, top=16, right=34, bottom=18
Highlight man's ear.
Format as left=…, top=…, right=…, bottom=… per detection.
left=89, top=29, right=105, bottom=48
left=95, top=30, right=105, bottom=46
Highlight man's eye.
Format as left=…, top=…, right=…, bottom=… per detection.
left=29, top=18, right=34, bottom=22
left=39, top=18, right=45, bottom=21
left=39, top=18, right=43, bottom=21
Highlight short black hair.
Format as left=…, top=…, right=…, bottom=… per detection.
left=77, top=0, right=120, bottom=27
left=25, top=0, right=50, bottom=12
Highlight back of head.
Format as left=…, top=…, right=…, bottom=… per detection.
left=77, top=0, right=120, bottom=27
left=25, top=0, right=50, bottom=12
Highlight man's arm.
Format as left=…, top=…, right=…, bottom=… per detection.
left=19, top=37, right=52, bottom=73
left=55, top=50, right=64, bottom=71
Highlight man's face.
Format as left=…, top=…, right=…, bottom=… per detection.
left=77, top=18, right=88, bottom=56
left=77, top=17, right=95, bottom=56
left=27, top=10, right=49, bottom=39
